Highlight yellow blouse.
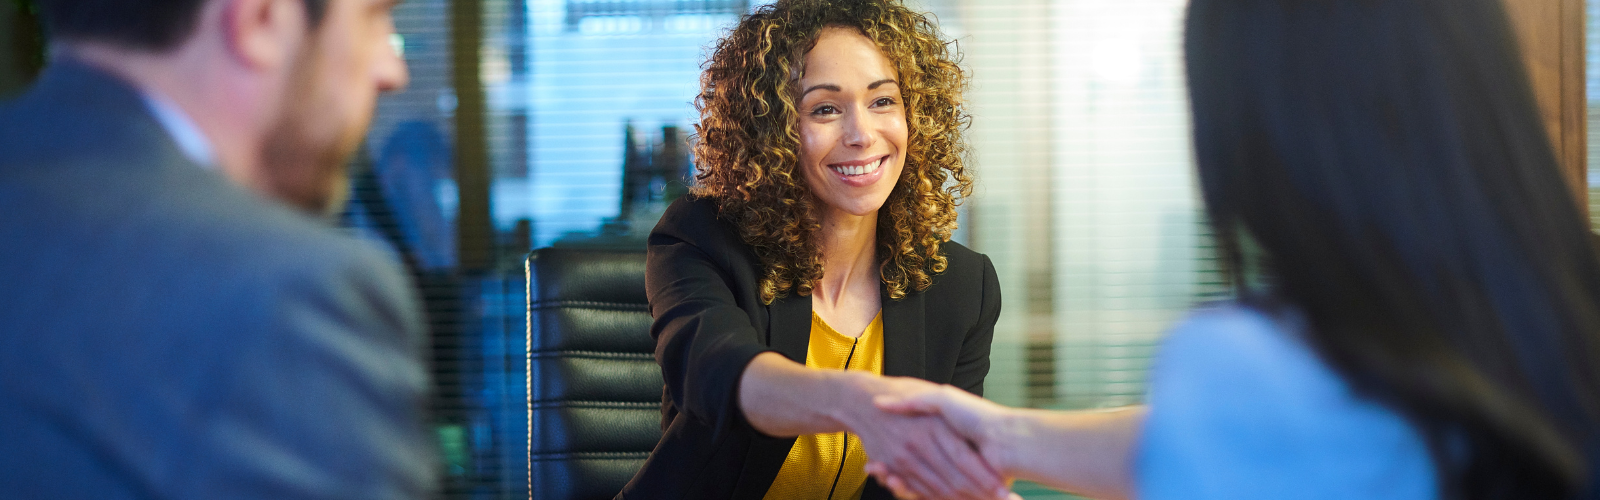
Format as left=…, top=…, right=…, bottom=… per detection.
left=761, top=311, right=885, bottom=500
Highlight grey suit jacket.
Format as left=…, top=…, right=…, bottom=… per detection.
left=0, top=60, right=437, bottom=499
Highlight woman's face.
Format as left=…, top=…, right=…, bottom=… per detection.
left=795, top=27, right=909, bottom=219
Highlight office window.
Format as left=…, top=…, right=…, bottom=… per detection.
left=514, top=0, right=747, bottom=247
left=1589, top=0, right=1600, bottom=224
left=954, top=0, right=1218, bottom=416
left=349, top=1, right=1220, bottom=498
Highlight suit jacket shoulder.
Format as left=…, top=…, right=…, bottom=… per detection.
left=0, top=60, right=435, bottom=499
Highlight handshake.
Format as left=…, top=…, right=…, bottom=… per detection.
left=740, top=353, right=1143, bottom=500
left=841, top=374, right=1022, bottom=500
left=845, top=374, right=1143, bottom=500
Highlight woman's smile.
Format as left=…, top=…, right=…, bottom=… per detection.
left=796, top=26, right=909, bottom=218
left=827, top=155, right=891, bottom=187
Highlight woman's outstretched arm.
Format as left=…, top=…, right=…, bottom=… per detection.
left=873, top=387, right=1145, bottom=500
left=649, top=205, right=1009, bottom=500
left=739, top=353, right=1011, bottom=500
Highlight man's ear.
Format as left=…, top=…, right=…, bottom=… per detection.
left=220, top=0, right=309, bottom=71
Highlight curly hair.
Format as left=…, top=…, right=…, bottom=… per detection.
left=691, top=0, right=972, bottom=304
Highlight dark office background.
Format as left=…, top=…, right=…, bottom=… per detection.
left=1, top=0, right=45, bottom=98
left=4, top=1, right=1593, bottom=499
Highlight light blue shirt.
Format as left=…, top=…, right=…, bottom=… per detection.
left=139, top=88, right=215, bottom=167
left=1137, top=304, right=1438, bottom=500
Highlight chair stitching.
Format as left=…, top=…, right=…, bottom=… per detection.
left=530, top=451, right=651, bottom=461
left=530, top=401, right=660, bottom=409
left=529, top=300, right=648, bottom=311
left=527, top=350, right=655, bottom=359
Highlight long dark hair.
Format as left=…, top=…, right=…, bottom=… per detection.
left=1185, top=0, right=1600, bottom=497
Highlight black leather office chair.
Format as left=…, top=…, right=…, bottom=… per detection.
left=527, top=248, right=663, bottom=500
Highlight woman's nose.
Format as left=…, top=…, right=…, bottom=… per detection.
left=841, top=107, right=877, bottom=149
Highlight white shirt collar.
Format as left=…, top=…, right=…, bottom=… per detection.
left=138, top=89, right=217, bottom=168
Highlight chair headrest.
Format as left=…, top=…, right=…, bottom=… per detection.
left=527, top=248, right=649, bottom=306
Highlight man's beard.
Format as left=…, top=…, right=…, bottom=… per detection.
left=259, top=46, right=367, bottom=216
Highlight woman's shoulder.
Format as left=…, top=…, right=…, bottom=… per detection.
left=929, top=240, right=994, bottom=287
left=653, top=195, right=746, bottom=251
left=655, top=195, right=724, bottom=233
left=1138, top=302, right=1436, bottom=500
left=1152, top=303, right=1350, bottom=414
left=939, top=240, right=986, bottom=267
left=1158, top=304, right=1306, bottom=372
left=913, top=241, right=996, bottom=328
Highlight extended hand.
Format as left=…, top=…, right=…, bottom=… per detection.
left=841, top=375, right=1012, bottom=500
left=868, top=385, right=1016, bottom=499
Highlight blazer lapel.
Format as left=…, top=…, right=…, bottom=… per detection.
left=765, top=293, right=812, bottom=363
left=881, top=286, right=927, bottom=379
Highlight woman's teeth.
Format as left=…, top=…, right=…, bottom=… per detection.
left=830, top=157, right=884, bottom=177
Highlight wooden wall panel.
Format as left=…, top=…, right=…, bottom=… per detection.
left=1501, top=0, right=1586, bottom=211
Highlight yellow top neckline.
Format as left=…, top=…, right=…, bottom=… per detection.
left=763, top=310, right=886, bottom=500
left=810, top=311, right=882, bottom=341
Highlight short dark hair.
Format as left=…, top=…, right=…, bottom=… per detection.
left=38, top=0, right=328, bottom=52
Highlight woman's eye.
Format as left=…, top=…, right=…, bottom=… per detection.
left=872, top=97, right=897, bottom=107
left=811, top=104, right=839, bottom=115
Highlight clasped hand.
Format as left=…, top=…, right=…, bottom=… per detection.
left=843, top=375, right=1017, bottom=500
left=861, top=381, right=1019, bottom=500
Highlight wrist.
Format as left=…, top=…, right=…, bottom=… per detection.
left=823, top=371, right=878, bottom=433
left=984, top=407, right=1028, bottom=477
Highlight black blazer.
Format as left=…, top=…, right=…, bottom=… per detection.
left=619, top=196, right=1001, bottom=500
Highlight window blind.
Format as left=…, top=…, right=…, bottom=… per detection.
left=1587, top=0, right=1600, bottom=225
left=350, top=1, right=1224, bottom=498
left=954, top=0, right=1220, bottom=414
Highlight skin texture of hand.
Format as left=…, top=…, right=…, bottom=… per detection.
left=872, top=386, right=1146, bottom=500
left=840, top=375, right=1012, bottom=500
left=736, top=353, right=1012, bottom=500
left=867, top=385, right=1014, bottom=499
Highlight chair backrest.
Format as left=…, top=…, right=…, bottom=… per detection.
left=527, top=248, right=662, bottom=500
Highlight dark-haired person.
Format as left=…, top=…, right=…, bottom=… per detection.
left=0, top=0, right=432, bottom=498
left=871, top=0, right=1600, bottom=499
left=624, top=1, right=1008, bottom=499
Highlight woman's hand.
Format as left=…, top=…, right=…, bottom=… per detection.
left=837, top=375, right=1013, bottom=500
left=736, top=353, right=1014, bottom=499
left=874, top=386, right=1146, bottom=500
left=868, top=385, right=1018, bottom=498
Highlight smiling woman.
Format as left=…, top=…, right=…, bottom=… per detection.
left=622, top=1, right=1004, bottom=500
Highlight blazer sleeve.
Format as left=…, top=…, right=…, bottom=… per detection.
left=647, top=231, right=774, bottom=439
left=951, top=254, right=1001, bottom=396
left=190, top=244, right=437, bottom=499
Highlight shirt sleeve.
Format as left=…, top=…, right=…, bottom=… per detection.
left=1135, top=306, right=1437, bottom=500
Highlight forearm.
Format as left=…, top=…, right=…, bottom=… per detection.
left=738, top=352, right=868, bottom=437
left=994, top=406, right=1147, bottom=500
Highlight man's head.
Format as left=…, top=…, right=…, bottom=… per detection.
left=39, top=0, right=328, bottom=51
left=38, top=0, right=406, bottom=214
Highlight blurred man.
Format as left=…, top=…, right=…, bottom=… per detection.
left=0, top=0, right=434, bottom=497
